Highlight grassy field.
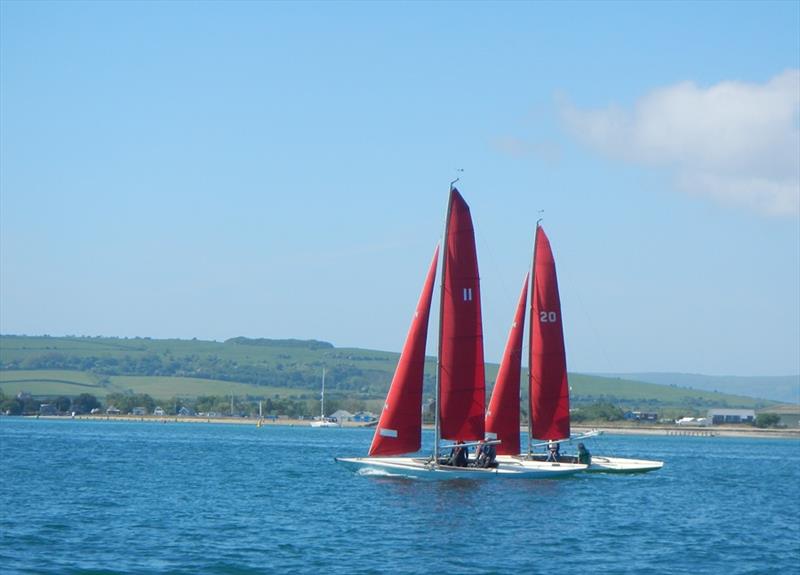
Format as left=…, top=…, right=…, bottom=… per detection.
left=0, top=335, right=778, bottom=410
left=0, top=370, right=107, bottom=396
left=0, top=370, right=305, bottom=401
left=109, top=376, right=303, bottom=400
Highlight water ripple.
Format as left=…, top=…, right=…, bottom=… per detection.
left=1, top=419, right=798, bottom=574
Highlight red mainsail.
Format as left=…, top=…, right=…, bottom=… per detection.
left=438, top=188, right=485, bottom=441
left=529, top=225, right=571, bottom=441
left=369, top=247, right=439, bottom=456
left=485, top=273, right=528, bottom=455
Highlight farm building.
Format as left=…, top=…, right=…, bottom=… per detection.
left=707, top=409, right=755, bottom=425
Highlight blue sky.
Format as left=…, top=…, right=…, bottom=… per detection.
left=1, top=1, right=798, bottom=376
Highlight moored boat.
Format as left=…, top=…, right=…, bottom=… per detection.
left=310, top=368, right=339, bottom=428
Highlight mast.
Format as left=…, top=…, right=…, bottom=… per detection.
left=320, top=367, right=326, bottom=420
left=527, top=221, right=541, bottom=457
left=434, top=180, right=458, bottom=463
left=435, top=181, right=486, bottom=455
left=529, top=222, right=571, bottom=446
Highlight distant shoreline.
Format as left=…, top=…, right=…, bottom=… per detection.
left=15, top=414, right=800, bottom=439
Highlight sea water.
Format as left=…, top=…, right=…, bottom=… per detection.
left=1, top=418, right=798, bottom=575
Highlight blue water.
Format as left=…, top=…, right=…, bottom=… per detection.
left=1, top=418, right=798, bottom=574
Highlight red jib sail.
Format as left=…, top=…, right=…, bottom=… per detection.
left=529, top=225, right=571, bottom=440
left=438, top=188, right=485, bottom=441
left=369, top=246, right=439, bottom=456
left=485, top=273, right=529, bottom=455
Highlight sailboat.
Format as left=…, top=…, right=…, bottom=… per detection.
left=336, top=188, right=585, bottom=479
left=485, top=272, right=586, bottom=474
left=310, top=368, right=338, bottom=428
left=494, top=224, right=663, bottom=473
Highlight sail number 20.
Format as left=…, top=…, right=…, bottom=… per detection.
left=539, top=311, right=558, bottom=323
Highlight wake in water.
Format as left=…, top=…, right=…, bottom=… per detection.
left=356, top=467, right=419, bottom=480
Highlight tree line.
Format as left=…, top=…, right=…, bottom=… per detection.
left=0, top=389, right=370, bottom=419
left=1, top=389, right=785, bottom=428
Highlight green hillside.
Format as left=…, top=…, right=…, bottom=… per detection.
left=0, top=335, right=776, bottom=412
left=0, top=370, right=302, bottom=401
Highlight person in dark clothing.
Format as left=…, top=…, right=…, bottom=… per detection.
left=577, top=442, right=591, bottom=465
left=448, top=441, right=468, bottom=467
left=547, top=440, right=561, bottom=461
left=475, top=441, right=497, bottom=468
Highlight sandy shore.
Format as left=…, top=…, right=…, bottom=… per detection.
left=26, top=415, right=800, bottom=439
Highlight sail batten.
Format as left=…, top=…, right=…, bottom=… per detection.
left=368, top=246, right=439, bottom=457
left=438, top=188, right=485, bottom=441
left=529, top=225, right=571, bottom=441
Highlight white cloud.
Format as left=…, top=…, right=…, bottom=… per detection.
left=560, top=70, right=800, bottom=217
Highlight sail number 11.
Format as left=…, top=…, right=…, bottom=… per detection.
left=539, top=311, right=558, bottom=323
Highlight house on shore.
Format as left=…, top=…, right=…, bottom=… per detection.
left=624, top=411, right=658, bottom=422
left=352, top=411, right=378, bottom=423
left=707, top=409, right=755, bottom=425
left=329, top=409, right=353, bottom=422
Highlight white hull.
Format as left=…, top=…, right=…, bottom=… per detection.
left=310, top=421, right=339, bottom=428
left=507, top=453, right=663, bottom=473
left=335, top=456, right=586, bottom=480
left=585, top=455, right=664, bottom=473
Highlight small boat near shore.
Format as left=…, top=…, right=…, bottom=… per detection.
left=310, top=368, right=338, bottom=428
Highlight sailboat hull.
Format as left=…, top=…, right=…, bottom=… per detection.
left=503, top=454, right=663, bottom=474
left=335, top=456, right=586, bottom=480
left=310, top=421, right=339, bottom=428
left=583, top=455, right=664, bottom=473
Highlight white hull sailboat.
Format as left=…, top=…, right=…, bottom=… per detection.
left=335, top=454, right=581, bottom=480
left=336, top=187, right=584, bottom=480
left=310, top=368, right=338, bottom=428
left=492, top=430, right=664, bottom=473
left=581, top=455, right=664, bottom=473
left=493, top=224, right=662, bottom=474
left=483, top=268, right=586, bottom=476
left=498, top=451, right=664, bottom=473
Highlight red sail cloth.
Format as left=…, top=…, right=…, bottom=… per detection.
left=369, top=247, right=439, bottom=456
left=529, top=226, right=571, bottom=440
left=485, top=273, right=529, bottom=455
left=438, top=188, right=485, bottom=441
